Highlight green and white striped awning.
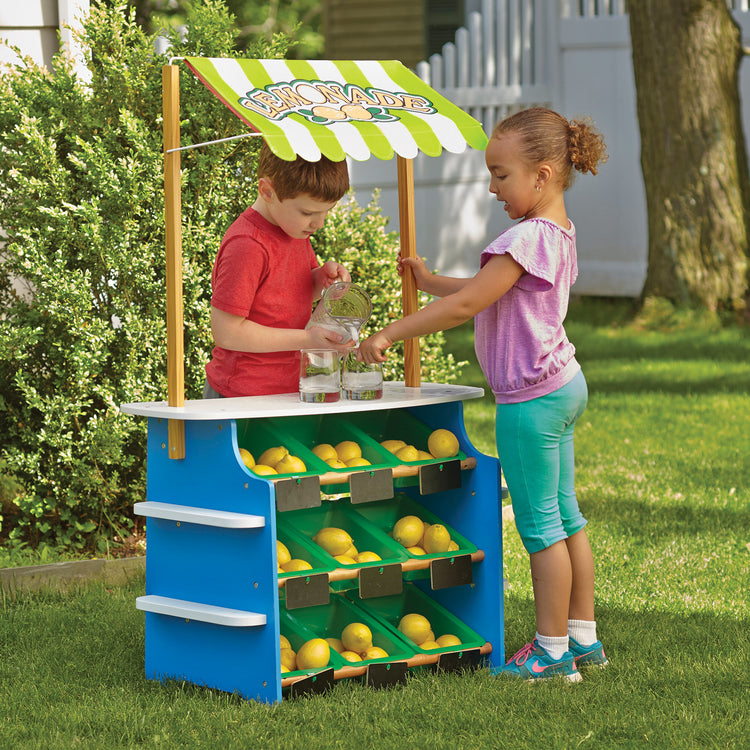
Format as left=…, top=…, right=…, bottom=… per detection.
left=183, top=57, right=488, bottom=161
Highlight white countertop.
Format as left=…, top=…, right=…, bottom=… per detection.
left=120, top=382, right=484, bottom=420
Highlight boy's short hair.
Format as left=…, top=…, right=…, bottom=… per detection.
left=257, top=141, right=349, bottom=202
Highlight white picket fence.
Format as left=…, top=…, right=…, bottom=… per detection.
left=349, top=1, right=750, bottom=296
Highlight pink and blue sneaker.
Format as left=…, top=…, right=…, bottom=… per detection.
left=501, top=639, right=582, bottom=682
left=568, top=636, right=608, bottom=668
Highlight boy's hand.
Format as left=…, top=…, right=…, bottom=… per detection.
left=398, top=253, right=430, bottom=289
left=306, top=325, right=355, bottom=353
left=358, top=331, right=393, bottom=363
left=317, top=261, right=351, bottom=289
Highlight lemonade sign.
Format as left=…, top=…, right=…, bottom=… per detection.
left=237, top=79, right=437, bottom=126
left=182, top=57, right=488, bottom=161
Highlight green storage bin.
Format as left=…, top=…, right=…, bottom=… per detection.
left=278, top=607, right=348, bottom=676
left=283, top=593, right=416, bottom=665
left=349, top=493, right=478, bottom=561
left=345, top=410, right=467, bottom=465
left=235, top=418, right=329, bottom=478
left=267, top=414, right=397, bottom=478
left=276, top=501, right=409, bottom=569
left=350, top=583, right=486, bottom=655
left=276, top=525, right=334, bottom=580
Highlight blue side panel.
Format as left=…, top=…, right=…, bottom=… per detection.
left=142, top=417, right=282, bottom=703
left=144, top=612, right=277, bottom=704
left=406, top=402, right=505, bottom=667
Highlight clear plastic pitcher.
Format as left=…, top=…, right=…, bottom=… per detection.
left=306, top=281, right=372, bottom=346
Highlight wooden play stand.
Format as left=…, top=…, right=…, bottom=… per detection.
left=121, top=58, right=503, bottom=703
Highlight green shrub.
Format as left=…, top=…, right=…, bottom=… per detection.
left=0, top=0, right=462, bottom=552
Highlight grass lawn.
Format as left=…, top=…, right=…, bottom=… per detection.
left=1, top=298, right=749, bottom=748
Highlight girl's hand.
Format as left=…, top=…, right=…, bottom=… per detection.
left=306, top=325, right=354, bottom=353
left=358, top=331, right=393, bottom=363
left=397, top=254, right=431, bottom=290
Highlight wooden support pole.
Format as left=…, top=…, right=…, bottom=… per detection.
left=397, top=155, right=421, bottom=389
left=163, top=64, right=185, bottom=459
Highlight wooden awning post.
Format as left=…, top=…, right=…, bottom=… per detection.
left=163, top=64, right=186, bottom=459
left=397, top=155, right=421, bottom=389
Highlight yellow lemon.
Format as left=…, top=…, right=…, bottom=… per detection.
left=295, top=638, right=330, bottom=670
left=344, top=544, right=359, bottom=558
left=415, top=450, right=433, bottom=461
left=423, top=524, right=451, bottom=554
left=448, top=540, right=460, bottom=552
left=258, top=445, right=289, bottom=467
left=334, top=554, right=357, bottom=565
left=326, top=458, right=348, bottom=469
left=280, top=648, right=297, bottom=671
left=251, top=464, right=278, bottom=476
left=239, top=448, right=255, bottom=468
left=325, top=637, right=344, bottom=653
left=427, top=428, right=460, bottom=459
left=276, top=540, right=291, bottom=566
left=346, top=457, right=371, bottom=467
left=357, top=550, right=381, bottom=563
left=392, top=515, right=424, bottom=547
left=312, top=527, right=353, bottom=556
left=364, top=646, right=389, bottom=659
left=395, top=445, right=418, bottom=462
left=436, top=634, right=462, bottom=647
left=281, top=664, right=290, bottom=673
left=281, top=558, right=313, bottom=573
left=335, top=440, right=362, bottom=463
left=420, top=640, right=440, bottom=650
left=280, top=634, right=292, bottom=651
left=407, top=546, right=426, bottom=555
left=340, top=650, right=362, bottom=662
left=341, top=622, right=372, bottom=653
left=380, top=439, right=406, bottom=453
left=311, top=443, right=338, bottom=462
left=398, top=613, right=432, bottom=645
left=275, top=454, right=307, bottom=474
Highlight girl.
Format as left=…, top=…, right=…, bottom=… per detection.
left=358, top=107, right=608, bottom=682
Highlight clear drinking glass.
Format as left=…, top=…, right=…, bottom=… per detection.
left=299, top=349, right=341, bottom=403
left=342, top=350, right=383, bottom=400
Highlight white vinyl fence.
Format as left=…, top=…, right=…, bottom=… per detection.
left=349, top=1, right=750, bottom=297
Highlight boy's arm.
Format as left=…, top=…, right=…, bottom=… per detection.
left=211, top=307, right=353, bottom=353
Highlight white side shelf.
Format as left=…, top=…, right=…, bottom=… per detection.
left=136, top=595, right=267, bottom=627
left=134, top=501, right=265, bottom=529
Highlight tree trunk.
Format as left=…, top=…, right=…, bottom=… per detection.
left=628, top=0, right=750, bottom=311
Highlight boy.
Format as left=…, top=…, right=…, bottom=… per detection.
left=204, top=141, right=353, bottom=398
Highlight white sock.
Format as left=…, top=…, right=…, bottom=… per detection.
left=535, top=632, right=569, bottom=660
left=568, top=619, right=597, bottom=646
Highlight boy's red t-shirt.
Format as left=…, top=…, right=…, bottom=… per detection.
left=205, top=207, right=319, bottom=397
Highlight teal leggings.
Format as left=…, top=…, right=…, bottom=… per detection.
left=495, top=370, right=588, bottom=554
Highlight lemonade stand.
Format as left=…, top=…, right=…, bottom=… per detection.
left=120, top=57, right=505, bottom=703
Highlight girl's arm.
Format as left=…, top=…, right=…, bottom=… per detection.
left=358, top=253, right=524, bottom=363
left=400, top=255, right=470, bottom=297
left=211, top=307, right=354, bottom=354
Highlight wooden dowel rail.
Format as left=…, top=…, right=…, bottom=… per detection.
left=270, top=456, right=477, bottom=487
left=278, top=549, right=485, bottom=589
left=280, top=641, right=493, bottom=689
